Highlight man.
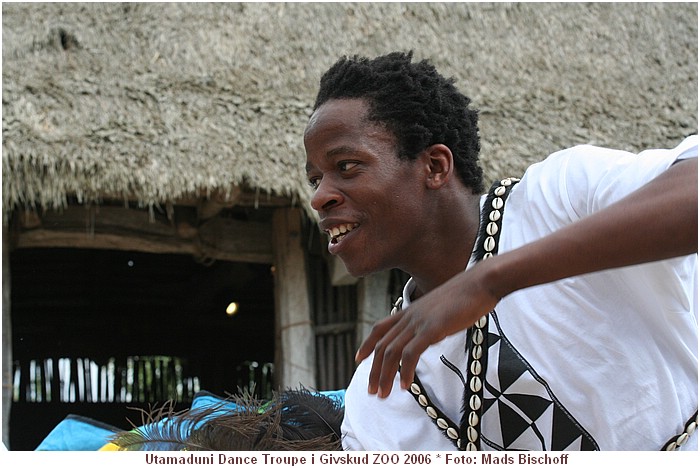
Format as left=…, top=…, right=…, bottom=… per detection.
left=303, top=51, right=697, bottom=451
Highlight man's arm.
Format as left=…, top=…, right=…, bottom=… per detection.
left=357, top=157, right=698, bottom=398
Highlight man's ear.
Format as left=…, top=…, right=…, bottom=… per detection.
left=423, top=144, right=454, bottom=189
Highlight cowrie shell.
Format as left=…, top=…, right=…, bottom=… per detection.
left=469, top=395, right=482, bottom=411
left=470, top=376, right=482, bottom=392
left=472, top=328, right=483, bottom=345
left=486, top=222, right=499, bottom=236
left=470, top=360, right=482, bottom=375
left=471, top=345, right=482, bottom=360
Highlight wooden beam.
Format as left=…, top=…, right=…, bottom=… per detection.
left=315, top=321, right=356, bottom=335
left=14, top=206, right=273, bottom=264
left=197, top=186, right=242, bottom=221
left=356, top=272, right=391, bottom=347
left=93, top=187, right=291, bottom=209
left=272, top=207, right=316, bottom=390
left=2, top=224, right=12, bottom=448
left=198, top=216, right=272, bottom=263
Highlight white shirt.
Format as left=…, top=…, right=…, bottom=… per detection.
left=341, top=135, right=698, bottom=451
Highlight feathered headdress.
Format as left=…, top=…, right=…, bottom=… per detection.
left=109, top=387, right=344, bottom=451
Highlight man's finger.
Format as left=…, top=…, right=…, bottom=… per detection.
left=365, top=314, right=410, bottom=394
left=375, top=327, right=416, bottom=398
left=355, top=309, right=404, bottom=362
left=398, top=335, right=432, bottom=390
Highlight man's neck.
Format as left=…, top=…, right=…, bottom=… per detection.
left=407, top=192, right=482, bottom=299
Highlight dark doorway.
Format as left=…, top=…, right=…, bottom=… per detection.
left=9, top=247, right=275, bottom=450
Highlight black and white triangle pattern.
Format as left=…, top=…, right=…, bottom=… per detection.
left=480, top=311, right=599, bottom=451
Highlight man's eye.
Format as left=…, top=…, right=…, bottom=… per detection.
left=308, top=177, right=320, bottom=190
left=339, top=161, right=358, bottom=172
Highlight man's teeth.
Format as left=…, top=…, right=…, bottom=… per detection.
left=329, top=224, right=357, bottom=243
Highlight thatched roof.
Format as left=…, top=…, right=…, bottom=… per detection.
left=3, top=2, right=697, bottom=218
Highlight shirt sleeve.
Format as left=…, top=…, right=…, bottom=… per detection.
left=523, top=135, right=698, bottom=223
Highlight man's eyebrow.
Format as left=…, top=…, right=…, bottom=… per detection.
left=326, top=145, right=359, bottom=157
left=306, top=146, right=361, bottom=173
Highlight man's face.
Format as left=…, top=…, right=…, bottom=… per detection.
left=304, top=98, right=428, bottom=277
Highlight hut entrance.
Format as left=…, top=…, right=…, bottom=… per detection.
left=9, top=247, right=275, bottom=450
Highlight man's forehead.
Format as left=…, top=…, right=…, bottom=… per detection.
left=305, top=108, right=322, bottom=131
left=304, top=108, right=331, bottom=138
left=305, top=99, right=372, bottom=136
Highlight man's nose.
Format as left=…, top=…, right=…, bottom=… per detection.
left=310, top=178, right=342, bottom=212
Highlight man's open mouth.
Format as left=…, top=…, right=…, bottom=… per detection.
left=327, top=223, right=359, bottom=244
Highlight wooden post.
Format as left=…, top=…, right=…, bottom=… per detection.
left=2, top=224, right=12, bottom=448
left=356, top=271, right=391, bottom=347
left=272, top=208, right=316, bottom=390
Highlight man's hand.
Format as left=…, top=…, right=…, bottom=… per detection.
left=355, top=261, right=501, bottom=398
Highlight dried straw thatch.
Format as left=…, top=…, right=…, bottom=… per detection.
left=3, top=2, right=697, bottom=218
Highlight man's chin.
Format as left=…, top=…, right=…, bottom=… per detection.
left=339, top=258, right=378, bottom=279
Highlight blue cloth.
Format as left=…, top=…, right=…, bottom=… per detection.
left=35, top=414, right=122, bottom=451
left=318, top=389, right=345, bottom=407
left=35, top=389, right=346, bottom=450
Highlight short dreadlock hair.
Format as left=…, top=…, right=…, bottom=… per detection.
left=313, top=51, right=484, bottom=194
